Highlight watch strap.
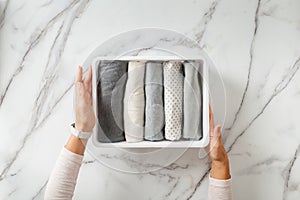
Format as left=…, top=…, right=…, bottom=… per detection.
left=70, top=123, right=92, bottom=139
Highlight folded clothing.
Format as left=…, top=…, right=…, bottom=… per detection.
left=97, top=61, right=127, bottom=142
left=144, top=61, right=164, bottom=141
left=183, top=61, right=203, bottom=140
left=96, top=59, right=203, bottom=143
left=123, top=61, right=146, bottom=142
left=163, top=61, right=183, bottom=141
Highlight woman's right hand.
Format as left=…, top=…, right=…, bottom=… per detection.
left=205, top=106, right=231, bottom=180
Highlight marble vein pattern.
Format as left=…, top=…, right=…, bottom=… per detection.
left=0, top=0, right=300, bottom=199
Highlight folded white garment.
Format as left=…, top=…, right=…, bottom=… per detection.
left=123, top=61, right=145, bottom=142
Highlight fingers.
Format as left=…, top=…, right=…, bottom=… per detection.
left=76, top=66, right=83, bottom=83
left=75, top=82, right=84, bottom=97
left=84, top=66, right=92, bottom=83
left=84, top=66, right=93, bottom=93
left=209, top=106, right=222, bottom=142
left=75, top=66, right=84, bottom=98
left=209, top=105, right=214, bottom=133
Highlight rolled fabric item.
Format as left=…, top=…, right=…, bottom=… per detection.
left=144, top=61, right=164, bottom=141
left=183, top=61, right=203, bottom=140
left=97, top=60, right=127, bottom=143
left=163, top=61, right=183, bottom=141
left=123, top=61, right=145, bottom=142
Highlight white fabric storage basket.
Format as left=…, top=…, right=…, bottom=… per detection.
left=90, top=56, right=209, bottom=148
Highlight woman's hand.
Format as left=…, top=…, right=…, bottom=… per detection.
left=65, top=66, right=96, bottom=155
left=205, top=106, right=231, bottom=180
left=75, top=66, right=96, bottom=132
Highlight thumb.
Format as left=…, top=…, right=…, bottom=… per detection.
left=214, top=124, right=221, bottom=133
left=213, top=124, right=222, bottom=141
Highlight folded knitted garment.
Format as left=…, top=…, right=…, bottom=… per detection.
left=123, top=61, right=145, bottom=142
left=96, top=59, right=203, bottom=143
left=144, top=61, right=164, bottom=141
left=183, top=61, right=203, bottom=140
left=97, top=61, right=127, bottom=142
left=163, top=61, right=183, bottom=141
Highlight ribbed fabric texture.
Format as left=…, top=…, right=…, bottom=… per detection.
left=163, top=61, right=183, bottom=141
left=97, top=61, right=127, bottom=142
left=144, top=61, right=164, bottom=141
left=183, top=61, right=203, bottom=140
left=44, top=147, right=83, bottom=200
left=124, top=61, right=145, bottom=142
left=208, top=176, right=233, bottom=200
left=45, top=148, right=232, bottom=199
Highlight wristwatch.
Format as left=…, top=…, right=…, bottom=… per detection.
left=70, top=123, right=92, bottom=139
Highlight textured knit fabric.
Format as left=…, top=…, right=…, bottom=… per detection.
left=144, top=61, right=164, bottom=141
left=183, top=61, right=203, bottom=140
left=123, top=61, right=145, bottom=142
left=163, top=61, right=183, bottom=141
left=208, top=176, right=233, bottom=200
left=44, top=147, right=83, bottom=200
left=97, top=61, right=127, bottom=142
left=45, top=148, right=232, bottom=200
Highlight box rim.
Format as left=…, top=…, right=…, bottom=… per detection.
left=90, top=56, right=210, bottom=148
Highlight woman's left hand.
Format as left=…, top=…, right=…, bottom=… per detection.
left=75, top=66, right=96, bottom=132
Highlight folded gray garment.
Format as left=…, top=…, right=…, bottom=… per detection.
left=183, top=61, right=203, bottom=140
left=123, top=61, right=145, bottom=142
left=97, top=61, right=127, bottom=143
left=144, top=62, right=164, bottom=141
left=163, top=61, right=183, bottom=141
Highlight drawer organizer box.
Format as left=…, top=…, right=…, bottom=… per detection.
left=90, top=56, right=209, bottom=148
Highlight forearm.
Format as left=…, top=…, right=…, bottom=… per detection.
left=44, top=146, right=83, bottom=200
left=210, top=156, right=231, bottom=180
left=208, top=156, right=232, bottom=200
left=65, top=135, right=87, bottom=155
left=44, top=135, right=87, bottom=200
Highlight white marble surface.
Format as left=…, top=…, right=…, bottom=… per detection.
left=0, top=0, right=300, bottom=199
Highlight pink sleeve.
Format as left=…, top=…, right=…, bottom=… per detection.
left=44, top=147, right=83, bottom=200
left=208, top=176, right=232, bottom=200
